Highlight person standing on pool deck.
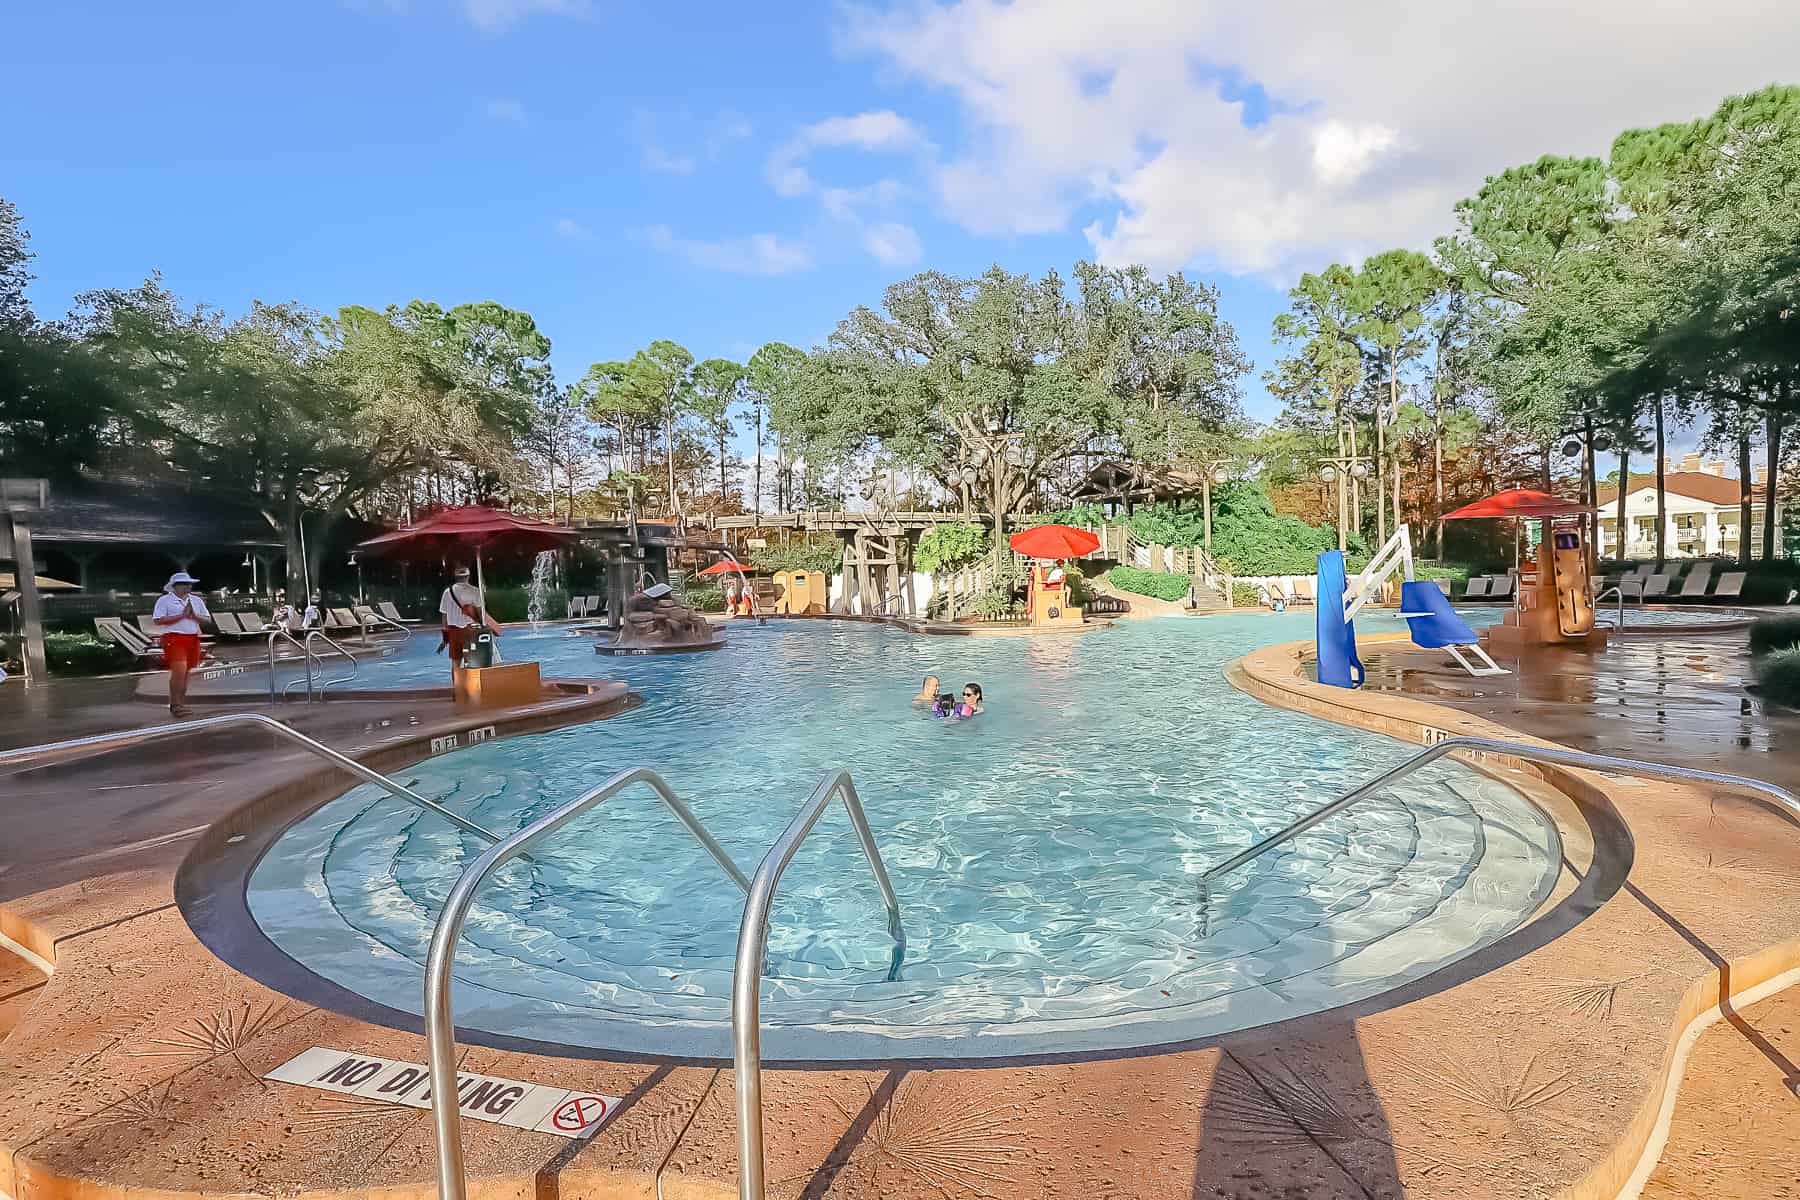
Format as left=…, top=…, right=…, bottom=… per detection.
left=152, top=571, right=210, bottom=718
left=439, top=565, right=502, bottom=681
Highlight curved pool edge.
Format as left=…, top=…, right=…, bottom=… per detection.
left=2, top=640, right=1798, bottom=1198
left=1227, top=632, right=1800, bottom=1200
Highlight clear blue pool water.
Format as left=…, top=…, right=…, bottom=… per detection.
left=247, top=611, right=1562, bottom=1061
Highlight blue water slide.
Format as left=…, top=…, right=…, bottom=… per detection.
left=1398, top=580, right=1481, bottom=648
left=1315, top=550, right=1363, bottom=688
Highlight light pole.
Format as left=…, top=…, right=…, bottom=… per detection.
left=1561, top=420, right=1613, bottom=567
left=347, top=551, right=364, bottom=607
left=1316, top=456, right=1372, bottom=552
left=1193, top=460, right=1232, bottom=553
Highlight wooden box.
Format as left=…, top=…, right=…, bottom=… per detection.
left=455, top=661, right=542, bottom=709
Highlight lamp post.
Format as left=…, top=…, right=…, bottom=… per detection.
left=1561, top=419, right=1613, bottom=567
left=242, top=552, right=257, bottom=597
left=1316, top=456, right=1373, bottom=552
left=347, top=551, right=364, bottom=607
left=1193, top=460, right=1232, bottom=553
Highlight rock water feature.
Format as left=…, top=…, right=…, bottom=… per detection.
left=597, top=582, right=724, bottom=655
left=526, top=549, right=555, bottom=630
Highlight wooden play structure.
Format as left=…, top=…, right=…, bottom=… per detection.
left=772, top=569, right=827, bottom=615
left=1444, top=490, right=1607, bottom=653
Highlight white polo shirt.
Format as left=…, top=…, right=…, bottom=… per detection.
left=439, top=582, right=483, bottom=628
left=152, top=591, right=210, bottom=636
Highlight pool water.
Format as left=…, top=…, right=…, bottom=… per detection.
left=247, top=612, right=1562, bottom=1061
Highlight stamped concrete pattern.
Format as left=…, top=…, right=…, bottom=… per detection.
left=2, top=632, right=1799, bottom=1197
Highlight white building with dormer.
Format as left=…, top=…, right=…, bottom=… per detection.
left=1593, top=454, right=1777, bottom=559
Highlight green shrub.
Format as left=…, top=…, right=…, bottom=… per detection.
left=1230, top=581, right=1262, bottom=607
left=481, top=586, right=570, bottom=622
left=1753, top=645, right=1800, bottom=707
left=5, top=632, right=135, bottom=677
left=750, top=537, right=843, bottom=575
left=1741, top=560, right=1800, bottom=606
left=971, top=587, right=1019, bottom=619
left=1749, top=614, right=1800, bottom=656
left=915, top=522, right=990, bottom=573
left=684, top=584, right=726, bottom=613
left=1106, top=566, right=1191, bottom=603
left=1414, top=563, right=1474, bottom=586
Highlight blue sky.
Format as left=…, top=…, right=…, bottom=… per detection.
left=6, top=0, right=1796, bottom=441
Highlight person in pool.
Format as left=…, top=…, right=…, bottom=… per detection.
left=912, top=674, right=940, bottom=704
left=960, top=682, right=984, bottom=715
left=933, top=692, right=959, bottom=717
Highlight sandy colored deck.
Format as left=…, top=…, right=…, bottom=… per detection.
left=0, top=633, right=1797, bottom=1197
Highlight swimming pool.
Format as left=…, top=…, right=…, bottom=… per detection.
left=244, top=612, right=1562, bottom=1062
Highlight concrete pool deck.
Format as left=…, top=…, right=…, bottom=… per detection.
left=2, top=631, right=1798, bottom=1197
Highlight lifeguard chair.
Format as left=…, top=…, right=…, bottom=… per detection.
left=1443, top=490, right=1607, bottom=652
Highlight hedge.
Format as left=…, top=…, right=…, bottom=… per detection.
left=1105, top=567, right=1191, bottom=603
left=750, top=537, right=843, bottom=575
left=685, top=584, right=727, bottom=613
left=1749, top=614, right=1800, bottom=657
left=0, top=632, right=134, bottom=677
left=1753, top=645, right=1800, bottom=708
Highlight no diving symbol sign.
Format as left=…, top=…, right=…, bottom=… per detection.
left=551, top=1094, right=609, bottom=1135
left=264, top=1048, right=620, bottom=1140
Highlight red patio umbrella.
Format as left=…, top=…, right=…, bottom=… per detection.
left=356, top=505, right=578, bottom=616
left=1442, top=489, right=1593, bottom=520
left=1008, top=524, right=1101, bottom=559
left=698, top=559, right=751, bottom=576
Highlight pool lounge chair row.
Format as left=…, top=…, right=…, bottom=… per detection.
left=1598, top=563, right=1745, bottom=602
left=112, top=602, right=418, bottom=645
left=568, top=594, right=602, bottom=618
left=1460, top=575, right=1517, bottom=601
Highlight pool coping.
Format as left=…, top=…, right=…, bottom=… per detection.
left=1, top=630, right=1797, bottom=1198
left=1230, top=632, right=1800, bottom=1200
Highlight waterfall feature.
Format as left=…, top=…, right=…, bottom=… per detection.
left=527, top=550, right=556, bottom=630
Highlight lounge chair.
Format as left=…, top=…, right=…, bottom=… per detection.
left=209, top=612, right=260, bottom=640
left=378, top=601, right=421, bottom=625
left=1292, top=576, right=1316, bottom=605
left=1462, top=576, right=1492, bottom=600
left=355, top=605, right=412, bottom=636
left=325, top=608, right=361, bottom=631
left=568, top=594, right=588, bottom=618
left=1677, top=562, right=1715, bottom=599
left=94, top=617, right=159, bottom=661
left=236, top=611, right=271, bottom=635
left=1488, top=575, right=1516, bottom=602
left=1640, top=574, right=1672, bottom=600
left=1712, top=572, right=1746, bottom=601
left=134, top=614, right=161, bottom=639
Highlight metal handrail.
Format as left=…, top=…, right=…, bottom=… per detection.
left=266, top=627, right=312, bottom=704
left=731, top=769, right=906, bottom=1200
left=1198, top=734, right=1800, bottom=889
left=290, top=629, right=358, bottom=699
left=1595, top=583, right=1634, bottom=630
left=357, top=608, right=414, bottom=639
left=425, top=767, right=752, bottom=1200
left=0, top=712, right=506, bottom=845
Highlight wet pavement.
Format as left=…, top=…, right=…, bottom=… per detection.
left=1360, top=627, right=1800, bottom=793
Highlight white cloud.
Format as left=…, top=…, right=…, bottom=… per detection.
left=765, top=110, right=930, bottom=197
left=636, top=109, right=753, bottom=176
left=463, top=0, right=582, bottom=31
left=862, top=221, right=923, bottom=265
left=645, top=225, right=813, bottom=275
left=482, top=98, right=530, bottom=128
left=844, top=0, right=1800, bottom=277
left=552, top=217, right=592, bottom=240
left=643, top=144, right=696, bottom=175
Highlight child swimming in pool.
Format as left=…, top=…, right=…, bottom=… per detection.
left=933, top=692, right=959, bottom=718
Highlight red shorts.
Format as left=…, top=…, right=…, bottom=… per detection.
left=161, top=632, right=203, bottom=670
left=444, top=625, right=472, bottom=659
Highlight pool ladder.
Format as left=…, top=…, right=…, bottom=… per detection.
left=1197, top=735, right=1800, bottom=903
left=266, top=628, right=360, bottom=703
left=423, top=765, right=906, bottom=1200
